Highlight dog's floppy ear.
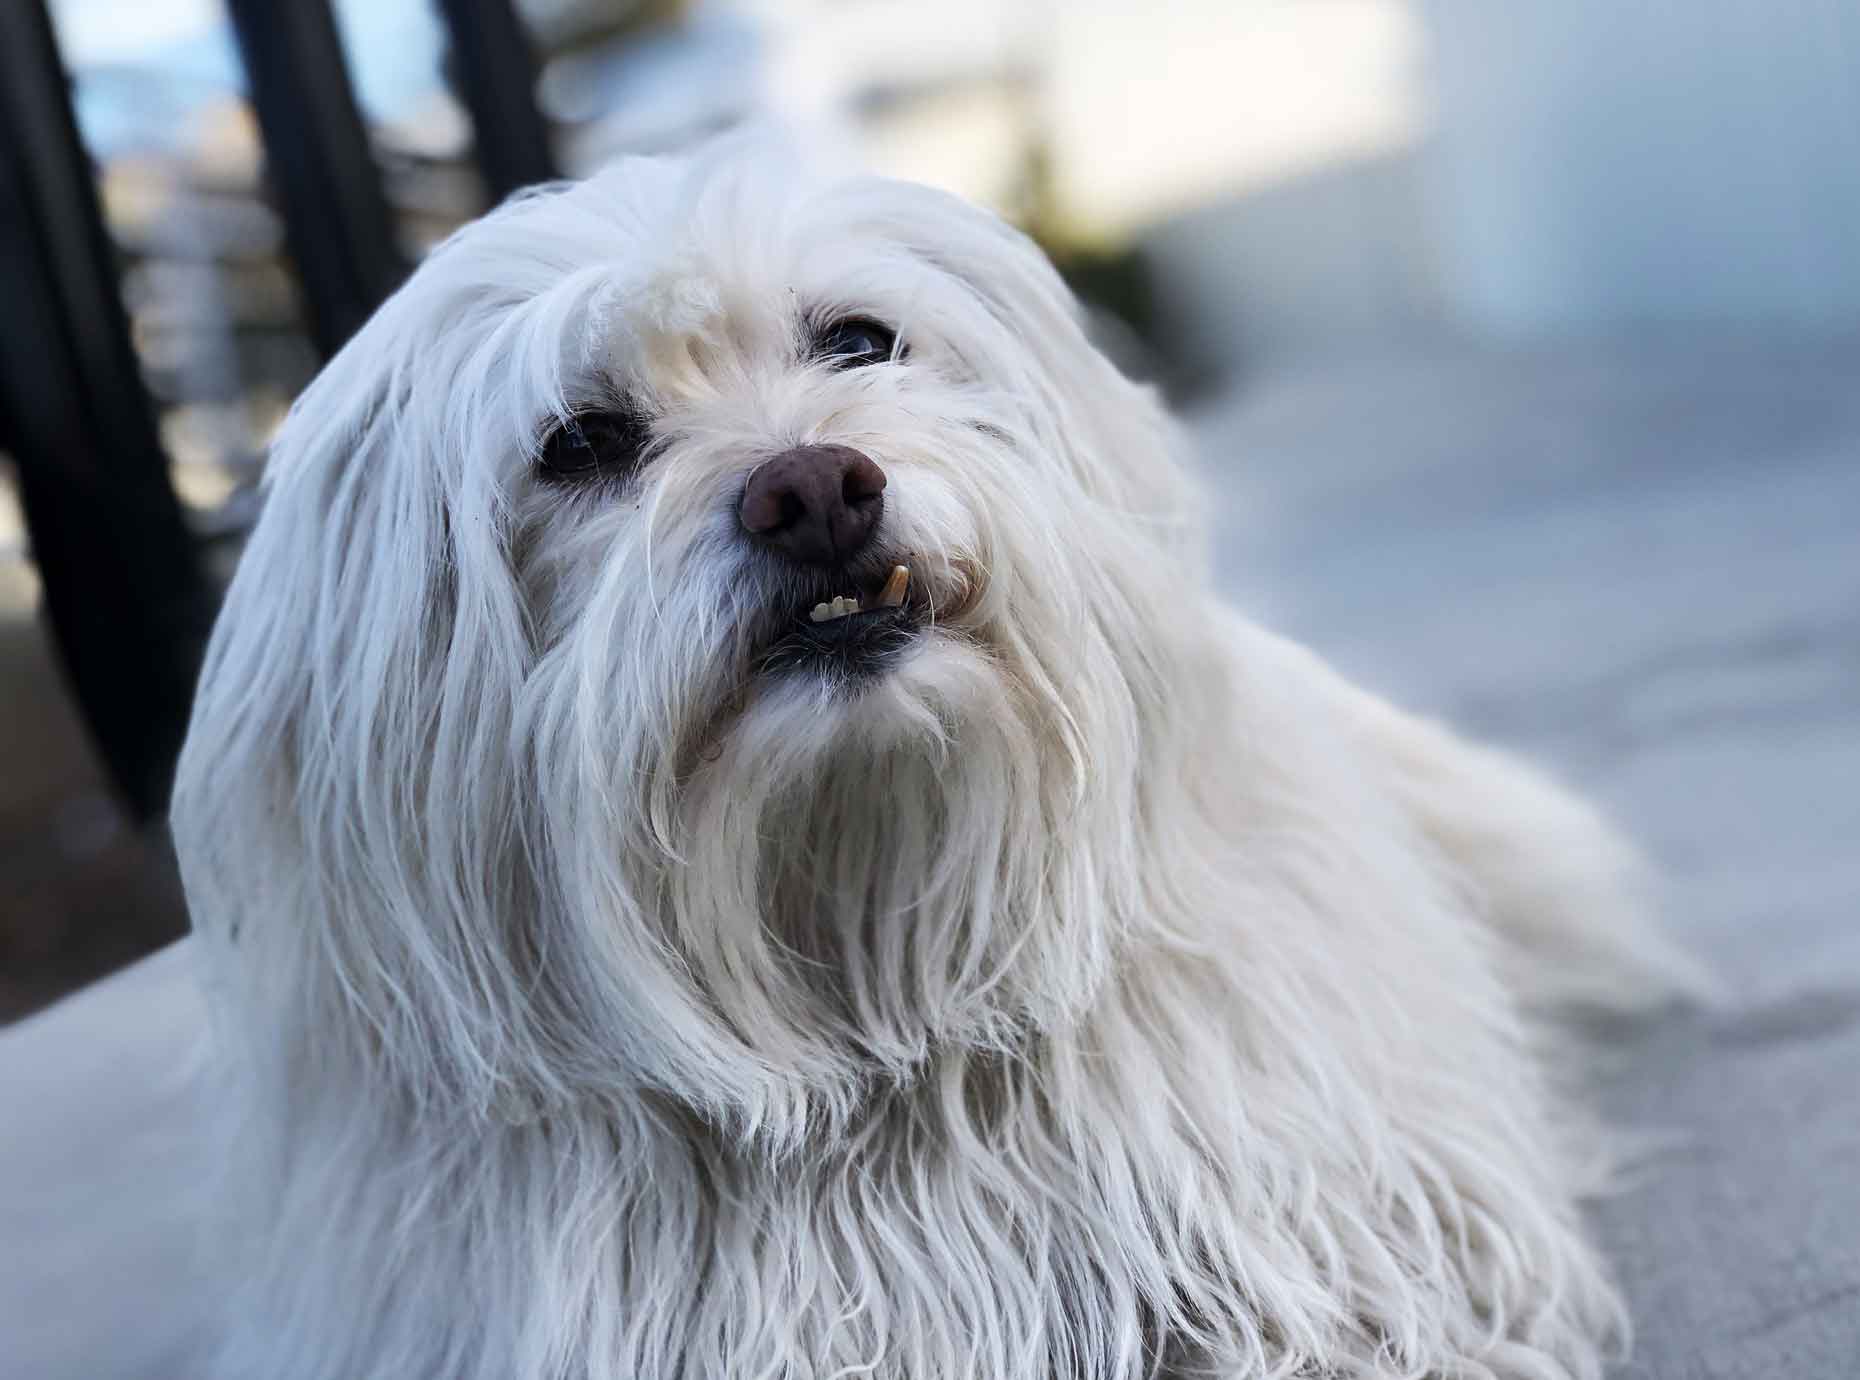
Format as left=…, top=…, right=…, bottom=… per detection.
left=172, top=286, right=538, bottom=1109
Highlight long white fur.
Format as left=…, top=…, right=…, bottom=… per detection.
left=171, top=139, right=1706, bottom=1380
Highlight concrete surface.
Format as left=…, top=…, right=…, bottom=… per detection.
left=1192, top=339, right=1860, bottom=1378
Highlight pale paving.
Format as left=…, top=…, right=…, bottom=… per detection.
left=1192, top=339, right=1860, bottom=1379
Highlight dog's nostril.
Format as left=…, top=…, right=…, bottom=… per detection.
left=740, top=444, right=887, bottom=568
left=842, top=454, right=886, bottom=507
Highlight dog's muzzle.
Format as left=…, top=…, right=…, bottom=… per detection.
left=738, top=444, right=928, bottom=681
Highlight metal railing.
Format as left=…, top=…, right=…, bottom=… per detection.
left=0, top=0, right=554, bottom=822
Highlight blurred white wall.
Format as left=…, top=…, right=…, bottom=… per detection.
left=1040, top=0, right=1424, bottom=244
left=1126, top=0, right=1860, bottom=374
left=1422, top=0, right=1860, bottom=335
left=760, top=0, right=1425, bottom=238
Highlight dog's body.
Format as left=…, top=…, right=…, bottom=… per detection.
left=171, top=145, right=1700, bottom=1379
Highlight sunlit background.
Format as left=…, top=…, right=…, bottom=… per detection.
left=3, top=0, right=1858, bottom=1025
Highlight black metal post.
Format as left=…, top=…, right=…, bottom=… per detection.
left=226, top=0, right=408, bottom=359
left=0, top=0, right=214, bottom=821
left=434, top=0, right=559, bottom=204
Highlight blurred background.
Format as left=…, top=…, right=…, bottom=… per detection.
left=2, top=0, right=1857, bottom=1021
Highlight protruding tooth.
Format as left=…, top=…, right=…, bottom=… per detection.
left=878, top=564, right=910, bottom=608
left=810, top=602, right=833, bottom=623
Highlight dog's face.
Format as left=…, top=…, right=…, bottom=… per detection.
left=175, top=145, right=1209, bottom=1134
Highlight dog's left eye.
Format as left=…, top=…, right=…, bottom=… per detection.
left=537, top=410, right=651, bottom=482
left=815, top=317, right=901, bottom=369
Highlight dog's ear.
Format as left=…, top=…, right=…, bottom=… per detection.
left=172, top=288, right=539, bottom=1108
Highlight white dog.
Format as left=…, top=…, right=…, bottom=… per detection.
left=170, top=141, right=1702, bottom=1380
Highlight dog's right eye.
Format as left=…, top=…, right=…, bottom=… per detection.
left=537, top=410, right=651, bottom=482
left=815, top=317, right=901, bottom=369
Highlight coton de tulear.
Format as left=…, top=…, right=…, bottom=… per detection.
left=160, top=142, right=1704, bottom=1380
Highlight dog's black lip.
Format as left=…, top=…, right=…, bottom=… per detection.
left=757, top=605, right=924, bottom=680
left=751, top=562, right=926, bottom=682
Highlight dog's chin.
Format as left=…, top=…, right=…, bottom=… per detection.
left=674, top=553, right=994, bottom=772
left=756, top=604, right=924, bottom=686
left=731, top=628, right=1003, bottom=764
left=735, top=549, right=986, bottom=691
left=743, top=551, right=941, bottom=689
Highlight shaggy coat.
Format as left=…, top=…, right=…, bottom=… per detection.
left=173, top=143, right=1702, bottom=1380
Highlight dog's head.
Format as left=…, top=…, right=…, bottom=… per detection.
left=175, top=143, right=1211, bottom=1137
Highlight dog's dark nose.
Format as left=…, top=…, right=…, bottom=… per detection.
left=738, top=444, right=886, bottom=567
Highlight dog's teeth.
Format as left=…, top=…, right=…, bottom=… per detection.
left=878, top=565, right=910, bottom=608
left=810, top=602, right=833, bottom=623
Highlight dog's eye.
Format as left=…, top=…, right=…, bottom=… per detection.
left=815, top=317, right=901, bottom=369
left=537, top=410, right=651, bottom=482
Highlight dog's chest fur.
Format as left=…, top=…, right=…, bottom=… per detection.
left=542, top=1046, right=1218, bottom=1379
